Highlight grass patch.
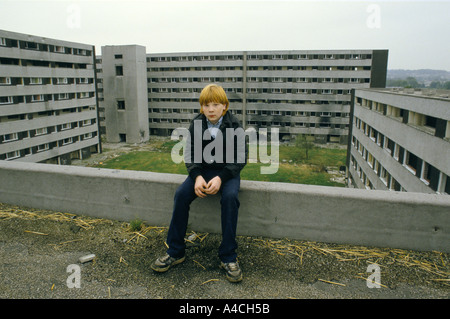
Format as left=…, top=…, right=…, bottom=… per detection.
left=128, top=218, right=143, bottom=232
left=240, top=163, right=342, bottom=186
left=96, top=143, right=347, bottom=187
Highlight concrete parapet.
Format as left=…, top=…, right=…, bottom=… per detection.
left=0, top=160, right=449, bottom=252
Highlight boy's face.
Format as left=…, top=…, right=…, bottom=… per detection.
left=202, top=102, right=226, bottom=124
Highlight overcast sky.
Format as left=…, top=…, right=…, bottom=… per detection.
left=1, top=0, right=449, bottom=70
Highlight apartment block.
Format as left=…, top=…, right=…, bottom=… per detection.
left=146, top=50, right=388, bottom=143
left=0, top=30, right=100, bottom=164
left=348, top=88, right=450, bottom=194
left=100, top=45, right=149, bottom=143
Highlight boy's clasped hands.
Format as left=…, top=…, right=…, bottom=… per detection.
left=194, top=175, right=222, bottom=198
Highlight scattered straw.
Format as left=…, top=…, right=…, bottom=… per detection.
left=251, top=237, right=450, bottom=287
left=318, top=279, right=346, bottom=287
left=24, top=230, right=48, bottom=236
left=0, top=204, right=107, bottom=230
left=193, top=259, right=206, bottom=270
left=119, top=256, right=128, bottom=266
left=201, top=279, right=219, bottom=285
left=125, top=225, right=168, bottom=244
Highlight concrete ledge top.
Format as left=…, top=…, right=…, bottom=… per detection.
left=1, top=160, right=449, bottom=207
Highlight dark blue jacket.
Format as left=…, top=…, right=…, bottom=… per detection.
left=185, top=112, right=247, bottom=183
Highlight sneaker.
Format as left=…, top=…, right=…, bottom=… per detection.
left=151, top=254, right=185, bottom=273
left=220, top=261, right=243, bottom=283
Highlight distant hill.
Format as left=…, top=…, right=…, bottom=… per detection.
left=387, top=69, right=450, bottom=82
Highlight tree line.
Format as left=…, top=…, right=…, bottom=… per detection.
left=387, top=77, right=450, bottom=89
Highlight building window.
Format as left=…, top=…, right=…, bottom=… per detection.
left=62, top=138, right=73, bottom=145
left=0, top=37, right=6, bottom=46
left=404, top=151, right=419, bottom=175
left=31, top=94, right=44, bottom=102
left=444, top=175, right=450, bottom=195
left=115, top=65, right=123, bottom=76
left=421, top=162, right=439, bottom=191
left=376, top=132, right=384, bottom=147
left=117, top=100, right=125, bottom=110
left=6, top=150, right=20, bottom=160
left=114, top=54, right=123, bottom=59
left=82, top=119, right=92, bottom=126
left=83, top=132, right=93, bottom=139
left=4, top=132, right=18, bottom=142
left=57, top=93, right=69, bottom=100
left=374, top=160, right=380, bottom=174
left=37, top=144, right=49, bottom=152
left=367, top=153, right=375, bottom=168
left=30, top=77, right=42, bottom=85
left=420, top=162, right=432, bottom=185
left=35, top=128, right=48, bottom=136
left=384, top=137, right=395, bottom=155
left=0, top=77, right=11, bottom=85
left=390, top=177, right=401, bottom=191
left=56, top=77, right=68, bottom=84
left=0, top=96, right=13, bottom=104
left=393, top=144, right=401, bottom=161
left=425, top=115, right=437, bottom=130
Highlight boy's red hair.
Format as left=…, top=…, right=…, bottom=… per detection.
left=199, top=84, right=229, bottom=116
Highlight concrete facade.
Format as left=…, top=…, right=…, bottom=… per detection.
left=101, top=45, right=149, bottom=143
left=146, top=50, right=388, bottom=144
left=348, top=88, right=450, bottom=194
left=97, top=48, right=388, bottom=144
left=1, top=160, right=449, bottom=253
left=0, top=29, right=100, bottom=164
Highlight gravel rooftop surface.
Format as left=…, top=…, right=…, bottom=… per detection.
left=0, top=203, right=448, bottom=301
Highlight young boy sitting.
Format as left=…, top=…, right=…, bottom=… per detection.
left=151, top=84, right=247, bottom=283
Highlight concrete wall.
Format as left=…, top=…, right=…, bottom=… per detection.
left=0, top=160, right=449, bottom=253
left=102, top=45, right=149, bottom=143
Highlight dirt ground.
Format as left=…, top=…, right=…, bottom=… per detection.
left=0, top=203, right=449, bottom=301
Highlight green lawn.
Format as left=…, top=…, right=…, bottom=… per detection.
left=96, top=142, right=347, bottom=187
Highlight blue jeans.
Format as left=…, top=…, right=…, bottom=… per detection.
left=166, top=169, right=240, bottom=263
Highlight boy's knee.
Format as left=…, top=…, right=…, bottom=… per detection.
left=174, top=185, right=194, bottom=203
left=221, top=191, right=239, bottom=205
